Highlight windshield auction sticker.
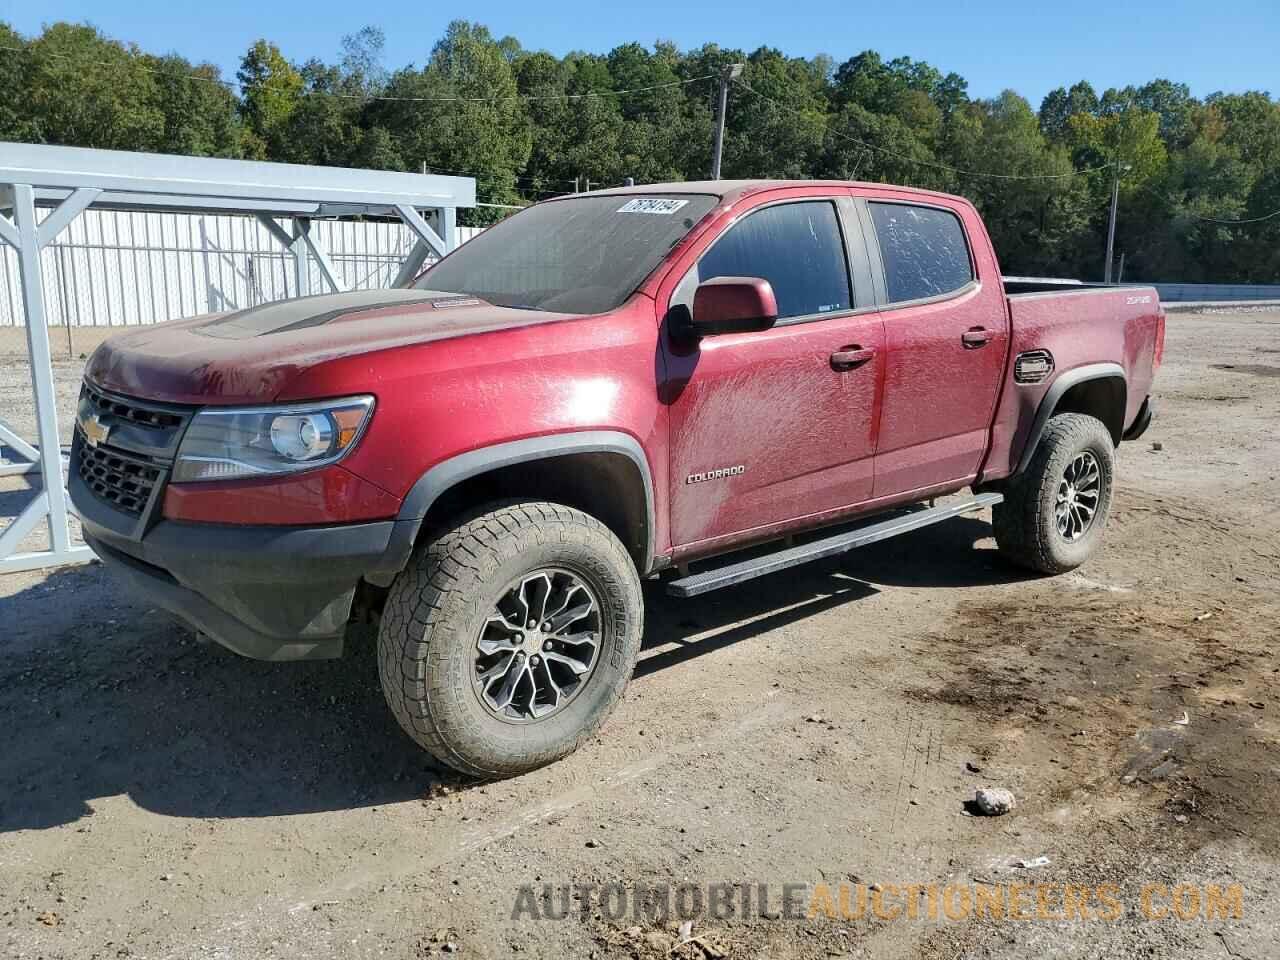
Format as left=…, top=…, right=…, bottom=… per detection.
left=616, top=198, right=690, bottom=214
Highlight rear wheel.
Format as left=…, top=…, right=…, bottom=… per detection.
left=993, top=413, right=1115, bottom=574
left=377, top=501, right=643, bottom=778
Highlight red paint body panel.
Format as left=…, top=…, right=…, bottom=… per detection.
left=80, top=178, right=1161, bottom=572
left=84, top=292, right=579, bottom=405
left=980, top=287, right=1162, bottom=481
left=652, top=186, right=885, bottom=549
left=862, top=188, right=1010, bottom=497
left=273, top=296, right=672, bottom=551
left=660, top=313, right=885, bottom=547
left=163, top=464, right=401, bottom=525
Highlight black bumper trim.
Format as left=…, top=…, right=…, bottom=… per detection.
left=86, top=535, right=346, bottom=661
left=80, top=515, right=396, bottom=661
left=1122, top=396, right=1154, bottom=441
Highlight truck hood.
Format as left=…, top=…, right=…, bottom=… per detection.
left=85, top=289, right=576, bottom=404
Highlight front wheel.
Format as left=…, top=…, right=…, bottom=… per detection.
left=993, top=413, right=1115, bottom=574
left=377, top=501, right=644, bottom=778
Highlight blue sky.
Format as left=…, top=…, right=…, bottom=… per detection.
left=4, top=0, right=1277, bottom=106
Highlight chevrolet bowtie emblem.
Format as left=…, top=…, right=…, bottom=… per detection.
left=82, top=413, right=110, bottom=448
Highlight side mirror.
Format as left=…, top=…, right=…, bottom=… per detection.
left=690, top=276, right=779, bottom=337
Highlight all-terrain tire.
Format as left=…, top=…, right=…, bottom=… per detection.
left=993, top=413, right=1115, bottom=574
left=377, top=500, right=644, bottom=778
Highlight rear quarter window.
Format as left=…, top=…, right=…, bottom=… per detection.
left=869, top=202, right=973, bottom=304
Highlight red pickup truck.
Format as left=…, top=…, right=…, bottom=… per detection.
left=71, top=180, right=1163, bottom=777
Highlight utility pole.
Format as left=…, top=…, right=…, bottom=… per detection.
left=1103, top=157, right=1134, bottom=284
left=1103, top=157, right=1121, bottom=284
left=710, top=63, right=744, bottom=180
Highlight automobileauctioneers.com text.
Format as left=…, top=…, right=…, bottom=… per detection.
left=511, top=881, right=1245, bottom=924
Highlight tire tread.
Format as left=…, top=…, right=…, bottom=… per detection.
left=377, top=500, right=641, bottom=778
left=993, top=413, right=1114, bottom=575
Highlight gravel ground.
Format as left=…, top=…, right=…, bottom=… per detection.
left=1, top=311, right=1278, bottom=959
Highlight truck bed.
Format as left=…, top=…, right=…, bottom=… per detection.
left=978, top=282, right=1163, bottom=482
left=1003, top=276, right=1108, bottom=296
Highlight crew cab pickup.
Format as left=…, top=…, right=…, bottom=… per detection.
left=71, top=180, right=1164, bottom=777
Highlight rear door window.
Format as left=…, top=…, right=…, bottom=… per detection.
left=869, top=202, right=973, bottom=304
left=692, top=200, right=852, bottom=320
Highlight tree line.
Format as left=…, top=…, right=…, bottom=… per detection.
left=2, top=20, right=1278, bottom=282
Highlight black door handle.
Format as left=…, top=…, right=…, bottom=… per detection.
left=830, top=346, right=876, bottom=370
left=962, top=327, right=993, bottom=348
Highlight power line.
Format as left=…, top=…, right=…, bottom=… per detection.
left=321, top=73, right=713, bottom=104
left=1140, top=184, right=1280, bottom=225
left=1188, top=207, right=1280, bottom=225
left=0, top=43, right=236, bottom=90
left=421, top=162, right=577, bottom=191
left=438, top=175, right=568, bottom=201
left=0, top=44, right=714, bottom=104
left=735, top=79, right=1115, bottom=182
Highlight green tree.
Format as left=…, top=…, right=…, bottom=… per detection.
left=724, top=47, right=827, bottom=179
left=1038, top=80, right=1099, bottom=142
left=22, top=23, right=164, bottom=149
left=144, top=54, right=242, bottom=157
left=272, top=59, right=363, bottom=166
left=237, top=39, right=303, bottom=159
left=2, top=18, right=1278, bottom=282
left=1206, top=91, right=1280, bottom=169
left=950, top=92, right=1089, bottom=275
left=0, top=23, right=38, bottom=141
left=340, top=26, right=387, bottom=94
left=1133, top=79, right=1196, bottom=147
left=369, top=21, right=531, bottom=221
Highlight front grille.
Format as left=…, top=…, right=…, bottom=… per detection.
left=82, top=383, right=184, bottom=429
left=77, top=441, right=162, bottom=515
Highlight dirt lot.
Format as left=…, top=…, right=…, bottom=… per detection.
left=1, top=311, right=1278, bottom=959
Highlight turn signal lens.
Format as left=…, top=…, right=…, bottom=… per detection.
left=331, top=406, right=369, bottom=449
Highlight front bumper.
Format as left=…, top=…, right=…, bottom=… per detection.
left=67, top=380, right=410, bottom=660
left=74, top=466, right=397, bottom=661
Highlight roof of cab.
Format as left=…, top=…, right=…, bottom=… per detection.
left=575, top=178, right=968, bottom=207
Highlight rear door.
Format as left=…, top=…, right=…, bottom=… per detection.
left=858, top=196, right=1009, bottom=496
left=660, top=192, right=885, bottom=552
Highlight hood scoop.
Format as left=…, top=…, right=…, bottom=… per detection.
left=195, top=289, right=461, bottom=340
left=429, top=295, right=483, bottom=309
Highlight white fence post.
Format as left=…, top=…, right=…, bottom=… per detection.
left=0, top=183, right=96, bottom=572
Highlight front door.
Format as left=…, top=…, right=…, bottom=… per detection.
left=661, top=196, right=885, bottom=552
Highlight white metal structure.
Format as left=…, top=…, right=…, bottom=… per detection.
left=0, top=209, right=488, bottom=329
left=0, top=142, right=474, bottom=575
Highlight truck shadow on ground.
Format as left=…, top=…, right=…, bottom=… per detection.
left=0, top=516, right=1026, bottom=832
left=636, top=516, right=1024, bottom=676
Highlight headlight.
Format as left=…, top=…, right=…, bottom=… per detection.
left=172, top=396, right=374, bottom=482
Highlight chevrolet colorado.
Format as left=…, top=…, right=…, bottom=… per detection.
left=71, top=180, right=1164, bottom=777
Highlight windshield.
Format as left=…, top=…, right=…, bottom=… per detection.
left=414, top=193, right=719, bottom=314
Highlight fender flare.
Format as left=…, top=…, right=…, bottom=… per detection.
left=365, top=431, right=656, bottom=586
left=1012, top=362, right=1126, bottom=477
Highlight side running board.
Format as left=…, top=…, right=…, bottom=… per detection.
left=666, top=493, right=1004, bottom=598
